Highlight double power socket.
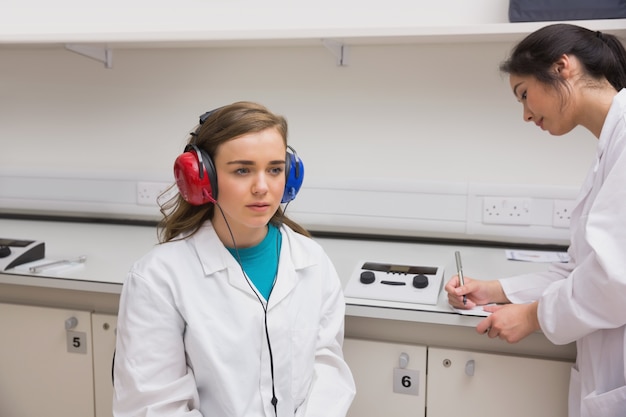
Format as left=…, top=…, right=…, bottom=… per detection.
left=483, top=197, right=575, bottom=228
left=136, top=181, right=172, bottom=206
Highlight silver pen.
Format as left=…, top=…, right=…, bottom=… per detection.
left=454, top=251, right=467, bottom=305
left=29, top=256, right=87, bottom=273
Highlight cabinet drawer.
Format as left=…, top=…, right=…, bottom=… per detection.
left=344, top=338, right=426, bottom=417
left=0, top=303, right=94, bottom=417
left=427, top=347, right=572, bottom=417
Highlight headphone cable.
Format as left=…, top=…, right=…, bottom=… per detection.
left=214, top=202, right=280, bottom=416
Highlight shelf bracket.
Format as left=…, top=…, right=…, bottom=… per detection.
left=322, top=39, right=349, bottom=67
left=65, top=44, right=113, bottom=69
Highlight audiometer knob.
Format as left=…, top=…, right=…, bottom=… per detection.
left=412, top=274, right=429, bottom=289
left=359, top=271, right=375, bottom=284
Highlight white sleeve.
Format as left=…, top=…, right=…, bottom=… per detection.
left=500, top=259, right=574, bottom=303
left=113, top=271, right=202, bottom=417
left=296, top=255, right=356, bottom=417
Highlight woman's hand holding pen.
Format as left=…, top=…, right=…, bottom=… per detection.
left=444, top=275, right=499, bottom=309
left=445, top=275, right=540, bottom=344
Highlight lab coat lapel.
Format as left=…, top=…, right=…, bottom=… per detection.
left=190, top=223, right=262, bottom=297
left=571, top=92, right=621, bottom=240
left=266, top=227, right=314, bottom=310
left=266, top=251, right=298, bottom=309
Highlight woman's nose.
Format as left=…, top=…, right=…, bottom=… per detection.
left=252, top=174, right=269, bottom=194
left=523, top=104, right=533, bottom=122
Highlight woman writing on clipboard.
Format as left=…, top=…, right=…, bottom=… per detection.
left=445, top=24, right=626, bottom=417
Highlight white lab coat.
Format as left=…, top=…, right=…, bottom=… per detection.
left=500, top=89, right=626, bottom=417
left=113, top=222, right=356, bottom=417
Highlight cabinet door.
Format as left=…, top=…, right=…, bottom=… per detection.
left=92, top=313, right=117, bottom=417
left=343, top=338, right=426, bottom=417
left=0, top=303, right=94, bottom=417
left=427, top=347, right=572, bottom=417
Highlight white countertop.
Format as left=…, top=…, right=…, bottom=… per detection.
left=0, top=217, right=575, bottom=360
left=0, top=218, right=158, bottom=293
left=0, top=217, right=551, bottom=324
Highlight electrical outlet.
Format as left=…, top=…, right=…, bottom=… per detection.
left=482, top=196, right=532, bottom=225
left=553, top=199, right=575, bottom=228
left=137, top=181, right=170, bottom=206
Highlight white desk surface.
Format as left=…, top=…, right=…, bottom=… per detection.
left=0, top=217, right=575, bottom=360
left=0, top=217, right=554, bottom=325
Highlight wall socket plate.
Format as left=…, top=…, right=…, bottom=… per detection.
left=553, top=199, right=576, bottom=228
left=136, top=181, right=171, bottom=206
left=483, top=196, right=532, bottom=225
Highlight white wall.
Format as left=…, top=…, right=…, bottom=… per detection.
left=0, top=42, right=596, bottom=186
left=1, top=1, right=609, bottom=243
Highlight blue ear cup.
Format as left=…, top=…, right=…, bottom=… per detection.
left=282, top=146, right=304, bottom=203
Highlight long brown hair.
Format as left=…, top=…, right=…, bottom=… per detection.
left=158, top=101, right=311, bottom=243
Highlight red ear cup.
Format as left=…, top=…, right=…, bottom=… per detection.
left=174, top=150, right=217, bottom=205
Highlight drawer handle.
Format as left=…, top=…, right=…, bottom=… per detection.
left=399, top=352, right=409, bottom=369
left=465, top=359, right=475, bottom=376
left=65, top=316, right=78, bottom=330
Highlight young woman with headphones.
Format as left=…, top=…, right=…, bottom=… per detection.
left=112, top=101, right=356, bottom=417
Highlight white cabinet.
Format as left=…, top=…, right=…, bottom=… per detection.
left=0, top=304, right=118, bottom=417
left=0, top=301, right=573, bottom=417
left=344, top=339, right=573, bottom=417
left=0, top=303, right=95, bottom=417
left=343, top=338, right=427, bottom=417
left=427, top=347, right=572, bottom=417
left=92, top=313, right=118, bottom=417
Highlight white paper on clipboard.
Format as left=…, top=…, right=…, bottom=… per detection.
left=452, top=304, right=494, bottom=317
left=505, top=250, right=569, bottom=263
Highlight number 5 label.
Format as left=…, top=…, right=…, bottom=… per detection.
left=66, top=330, right=87, bottom=354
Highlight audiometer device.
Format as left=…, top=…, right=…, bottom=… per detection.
left=0, top=238, right=45, bottom=271
left=344, top=261, right=445, bottom=306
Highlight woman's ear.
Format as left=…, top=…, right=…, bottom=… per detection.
left=554, top=54, right=573, bottom=79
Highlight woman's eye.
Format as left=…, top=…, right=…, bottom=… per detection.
left=270, top=167, right=284, bottom=175
left=521, top=91, right=527, bottom=100
left=235, top=167, right=249, bottom=175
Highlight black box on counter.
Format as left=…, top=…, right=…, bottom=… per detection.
left=0, top=238, right=45, bottom=271
left=509, top=0, right=626, bottom=22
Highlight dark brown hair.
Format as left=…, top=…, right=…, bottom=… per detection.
left=500, top=24, right=626, bottom=92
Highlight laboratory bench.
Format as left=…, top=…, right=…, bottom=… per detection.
left=0, top=217, right=576, bottom=417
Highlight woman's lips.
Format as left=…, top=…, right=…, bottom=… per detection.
left=247, top=203, right=270, bottom=212
left=535, top=118, right=544, bottom=129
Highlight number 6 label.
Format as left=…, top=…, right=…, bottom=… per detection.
left=393, top=368, right=420, bottom=396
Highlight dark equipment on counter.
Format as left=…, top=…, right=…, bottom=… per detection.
left=509, top=0, right=626, bottom=22
left=0, top=238, right=45, bottom=271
